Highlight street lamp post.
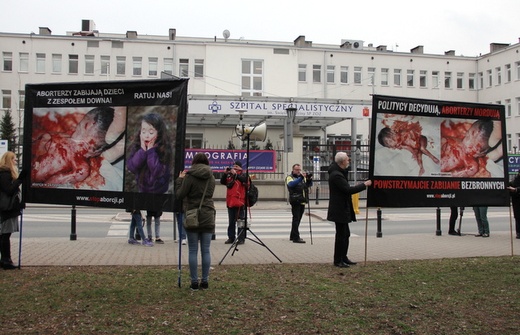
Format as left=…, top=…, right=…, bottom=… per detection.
left=284, top=107, right=297, bottom=203
left=285, top=107, right=297, bottom=153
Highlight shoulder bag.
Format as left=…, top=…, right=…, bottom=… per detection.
left=184, top=180, right=209, bottom=230
left=0, top=190, right=19, bottom=211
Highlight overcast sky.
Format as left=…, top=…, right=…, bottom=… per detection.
left=1, top=0, right=518, bottom=56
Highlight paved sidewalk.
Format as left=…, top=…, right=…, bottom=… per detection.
left=13, top=200, right=520, bottom=267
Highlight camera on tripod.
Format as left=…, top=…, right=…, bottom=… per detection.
left=237, top=219, right=250, bottom=228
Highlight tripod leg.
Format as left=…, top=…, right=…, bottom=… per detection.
left=175, top=214, right=182, bottom=287
left=219, top=227, right=245, bottom=265
left=307, top=202, right=313, bottom=245
left=457, top=208, right=464, bottom=235
left=246, top=228, right=283, bottom=263
left=219, top=227, right=282, bottom=264
left=18, top=210, right=23, bottom=269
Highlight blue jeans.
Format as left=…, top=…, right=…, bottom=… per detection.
left=227, top=207, right=246, bottom=240
left=186, top=231, right=212, bottom=283
left=146, top=213, right=161, bottom=239
left=473, top=206, right=490, bottom=234
left=128, top=211, right=145, bottom=240
left=176, top=212, right=186, bottom=241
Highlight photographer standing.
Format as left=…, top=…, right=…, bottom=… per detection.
left=220, top=161, right=247, bottom=244
left=286, top=163, right=313, bottom=243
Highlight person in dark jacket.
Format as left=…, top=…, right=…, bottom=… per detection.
left=327, top=152, right=372, bottom=268
left=507, top=171, right=520, bottom=239
left=175, top=153, right=216, bottom=290
left=0, top=151, right=26, bottom=270
left=286, top=163, right=313, bottom=243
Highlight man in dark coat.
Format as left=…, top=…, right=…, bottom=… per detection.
left=507, top=170, right=520, bottom=239
left=327, top=152, right=372, bottom=268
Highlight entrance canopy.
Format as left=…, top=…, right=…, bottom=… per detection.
left=187, top=95, right=371, bottom=130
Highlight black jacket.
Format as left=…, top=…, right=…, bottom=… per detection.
left=326, top=162, right=366, bottom=224
left=0, top=167, right=22, bottom=221
left=286, top=173, right=312, bottom=205
left=509, top=173, right=520, bottom=199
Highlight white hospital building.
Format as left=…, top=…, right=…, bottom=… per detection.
left=1, top=20, right=519, bottom=197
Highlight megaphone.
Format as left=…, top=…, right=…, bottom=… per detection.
left=236, top=122, right=267, bottom=141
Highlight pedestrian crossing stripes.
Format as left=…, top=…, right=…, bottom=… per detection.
left=107, top=211, right=337, bottom=239
left=22, top=214, right=117, bottom=223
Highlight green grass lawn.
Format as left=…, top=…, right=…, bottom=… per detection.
left=1, top=256, right=519, bottom=334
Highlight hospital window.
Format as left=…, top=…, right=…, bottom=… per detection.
left=116, top=56, right=126, bottom=75
left=36, top=53, right=46, bottom=73
left=298, top=64, right=306, bottom=82
left=19, top=52, right=29, bottom=72
left=242, top=59, right=263, bottom=96
left=179, top=58, right=189, bottom=77
left=326, top=65, right=335, bottom=83
left=354, top=67, right=362, bottom=84
left=186, top=134, right=203, bottom=149
left=505, top=64, right=511, bottom=82
left=312, top=64, right=321, bottom=83
left=393, top=69, right=401, bottom=86
left=444, top=72, right=452, bottom=89
left=68, top=54, right=78, bottom=74
left=341, top=66, right=349, bottom=84
left=380, top=68, right=388, bottom=86
left=457, top=72, right=464, bottom=89
left=432, top=71, right=439, bottom=88
left=163, top=58, right=173, bottom=75
left=148, top=57, right=158, bottom=76
left=368, top=67, right=375, bottom=85
left=1, top=90, right=11, bottom=109
left=505, top=99, right=511, bottom=117
left=52, top=54, right=62, bottom=74
left=3, top=52, right=12, bottom=72
left=468, top=73, right=475, bottom=90
left=101, top=56, right=110, bottom=75
left=85, top=55, right=95, bottom=74
left=18, top=90, right=25, bottom=110
left=194, top=59, right=204, bottom=78
left=419, top=70, right=427, bottom=87
left=132, top=57, right=142, bottom=76
left=407, top=69, right=414, bottom=87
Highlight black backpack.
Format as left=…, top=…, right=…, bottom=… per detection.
left=247, top=181, right=258, bottom=207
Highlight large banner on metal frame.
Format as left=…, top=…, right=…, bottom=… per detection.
left=22, top=79, right=188, bottom=211
left=367, top=95, right=508, bottom=208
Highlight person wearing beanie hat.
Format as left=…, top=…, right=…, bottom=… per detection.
left=220, top=161, right=247, bottom=244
